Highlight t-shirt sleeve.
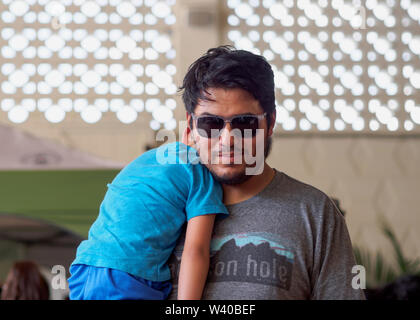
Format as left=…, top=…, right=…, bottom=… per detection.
left=310, top=197, right=366, bottom=300
left=184, top=163, right=229, bottom=221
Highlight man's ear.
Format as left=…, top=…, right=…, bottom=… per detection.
left=181, top=126, right=191, bottom=146
left=183, top=112, right=195, bottom=147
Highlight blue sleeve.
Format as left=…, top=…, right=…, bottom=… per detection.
left=185, top=163, right=229, bottom=221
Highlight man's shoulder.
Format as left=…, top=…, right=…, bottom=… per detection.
left=272, top=170, right=341, bottom=220
left=276, top=171, right=331, bottom=203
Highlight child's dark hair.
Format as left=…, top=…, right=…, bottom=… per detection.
left=179, top=45, right=276, bottom=129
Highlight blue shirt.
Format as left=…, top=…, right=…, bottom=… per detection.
left=72, top=142, right=228, bottom=281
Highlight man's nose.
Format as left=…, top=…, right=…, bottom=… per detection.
left=219, top=122, right=240, bottom=148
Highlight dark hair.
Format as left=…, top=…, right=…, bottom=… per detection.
left=179, top=45, right=276, bottom=128
left=1, top=261, right=49, bottom=300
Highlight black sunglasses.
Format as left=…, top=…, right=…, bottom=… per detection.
left=191, top=113, right=267, bottom=138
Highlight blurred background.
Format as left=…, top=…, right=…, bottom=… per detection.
left=0, top=0, right=419, bottom=299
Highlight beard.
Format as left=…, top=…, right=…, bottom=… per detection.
left=196, top=135, right=272, bottom=186
left=209, top=166, right=253, bottom=185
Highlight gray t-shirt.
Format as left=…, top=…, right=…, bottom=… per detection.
left=167, top=169, right=366, bottom=300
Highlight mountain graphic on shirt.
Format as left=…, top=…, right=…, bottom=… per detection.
left=210, top=232, right=294, bottom=263
left=169, top=232, right=294, bottom=289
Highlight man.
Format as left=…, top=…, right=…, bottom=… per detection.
left=167, top=45, right=365, bottom=300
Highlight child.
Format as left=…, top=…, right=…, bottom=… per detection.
left=68, top=141, right=228, bottom=300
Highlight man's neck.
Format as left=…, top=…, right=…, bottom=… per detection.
left=222, top=162, right=275, bottom=205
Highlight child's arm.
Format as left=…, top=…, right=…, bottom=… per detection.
left=177, top=214, right=216, bottom=300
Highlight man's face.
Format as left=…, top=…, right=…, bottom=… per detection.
left=187, top=87, right=275, bottom=185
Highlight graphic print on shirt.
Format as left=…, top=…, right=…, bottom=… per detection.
left=168, top=232, right=294, bottom=290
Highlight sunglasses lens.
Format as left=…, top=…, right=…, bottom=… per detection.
left=195, top=114, right=262, bottom=138
left=232, top=116, right=259, bottom=137
left=196, top=116, right=225, bottom=138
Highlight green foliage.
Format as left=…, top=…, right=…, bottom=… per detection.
left=353, top=218, right=420, bottom=289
